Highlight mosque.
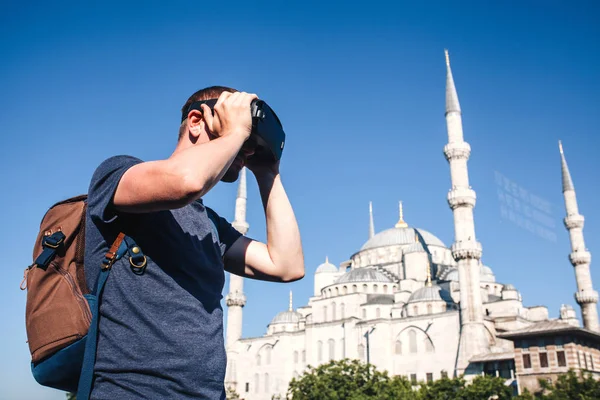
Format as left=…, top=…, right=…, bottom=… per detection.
left=222, top=51, right=599, bottom=399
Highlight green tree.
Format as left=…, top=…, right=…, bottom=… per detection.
left=537, top=370, right=600, bottom=400
left=461, top=375, right=513, bottom=400
left=418, top=376, right=465, bottom=400
left=286, top=359, right=418, bottom=400
left=225, top=385, right=241, bottom=399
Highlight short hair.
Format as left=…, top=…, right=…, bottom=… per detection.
left=179, top=85, right=237, bottom=140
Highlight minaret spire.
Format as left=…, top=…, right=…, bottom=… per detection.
left=443, top=50, right=488, bottom=372
left=369, top=201, right=375, bottom=238
left=560, top=141, right=598, bottom=331
left=395, top=201, right=408, bottom=228
left=225, top=168, right=249, bottom=389
left=289, top=290, right=293, bottom=312
left=445, top=49, right=461, bottom=115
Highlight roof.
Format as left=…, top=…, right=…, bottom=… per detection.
left=336, top=268, right=393, bottom=284
left=408, top=285, right=454, bottom=304
left=270, top=310, right=302, bottom=325
left=360, top=227, right=446, bottom=251
left=498, top=320, right=600, bottom=341
left=470, top=351, right=515, bottom=363
left=316, top=257, right=337, bottom=273
left=364, top=294, right=395, bottom=305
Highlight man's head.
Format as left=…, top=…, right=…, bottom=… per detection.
left=179, top=86, right=254, bottom=183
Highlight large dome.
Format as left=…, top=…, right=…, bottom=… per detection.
left=361, top=227, right=447, bottom=251
left=336, top=268, right=393, bottom=284
left=316, top=257, right=338, bottom=274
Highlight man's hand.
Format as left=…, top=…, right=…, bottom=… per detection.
left=201, top=91, right=258, bottom=140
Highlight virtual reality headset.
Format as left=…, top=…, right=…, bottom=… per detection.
left=183, top=98, right=286, bottom=163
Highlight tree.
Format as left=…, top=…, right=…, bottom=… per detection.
left=461, top=375, right=513, bottom=400
left=286, top=359, right=417, bottom=400
left=536, top=370, right=600, bottom=399
left=226, top=385, right=241, bottom=400
left=418, top=376, right=465, bottom=400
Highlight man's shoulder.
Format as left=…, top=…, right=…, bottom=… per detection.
left=92, top=155, right=143, bottom=178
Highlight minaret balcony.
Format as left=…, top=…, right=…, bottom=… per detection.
left=447, top=188, right=476, bottom=209
left=443, top=142, right=471, bottom=161
left=232, top=220, right=250, bottom=235
left=575, top=290, right=599, bottom=305
left=451, top=240, right=483, bottom=260
left=226, top=291, right=247, bottom=307
left=564, top=214, right=585, bottom=230
left=570, top=251, right=591, bottom=266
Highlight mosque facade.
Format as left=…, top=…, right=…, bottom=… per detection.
left=223, top=51, right=599, bottom=399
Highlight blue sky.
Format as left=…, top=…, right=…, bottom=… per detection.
left=1, top=1, right=599, bottom=398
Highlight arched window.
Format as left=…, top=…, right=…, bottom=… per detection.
left=335, top=287, right=339, bottom=296
left=332, top=302, right=336, bottom=320
left=328, top=339, right=335, bottom=360
left=409, top=330, right=417, bottom=353
left=302, top=350, right=306, bottom=362
left=395, top=340, right=402, bottom=355
left=383, top=285, right=388, bottom=294
left=318, top=341, right=323, bottom=361
left=413, top=305, right=418, bottom=315
left=323, top=306, right=328, bottom=322
left=363, top=284, right=368, bottom=292
left=343, top=286, right=348, bottom=294
left=265, top=373, right=269, bottom=392
left=425, top=338, right=434, bottom=353
left=255, top=373, right=259, bottom=393
left=256, top=354, right=261, bottom=366
left=341, top=338, right=346, bottom=358
left=294, top=351, right=298, bottom=363
left=353, top=285, right=358, bottom=293
left=340, top=303, right=345, bottom=319
left=266, top=346, right=272, bottom=364
left=362, top=309, right=367, bottom=319
left=373, top=284, right=378, bottom=293
left=358, top=344, right=365, bottom=360
left=427, top=304, right=432, bottom=315
left=376, top=308, right=381, bottom=318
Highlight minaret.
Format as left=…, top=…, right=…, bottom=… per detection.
left=369, top=202, right=375, bottom=239
left=559, top=141, right=598, bottom=331
left=443, top=50, right=488, bottom=372
left=289, top=290, right=293, bottom=311
left=225, top=168, right=249, bottom=389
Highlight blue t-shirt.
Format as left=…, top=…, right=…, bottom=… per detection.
left=84, top=155, right=242, bottom=399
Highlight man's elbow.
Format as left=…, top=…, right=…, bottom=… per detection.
left=280, top=264, right=305, bottom=283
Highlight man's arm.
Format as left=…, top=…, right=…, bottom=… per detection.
left=224, top=166, right=305, bottom=283
left=113, top=91, right=257, bottom=213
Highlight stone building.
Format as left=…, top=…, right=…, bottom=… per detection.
left=222, top=51, right=599, bottom=399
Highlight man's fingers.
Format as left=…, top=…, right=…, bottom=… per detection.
left=215, top=91, right=232, bottom=108
left=201, top=104, right=215, bottom=132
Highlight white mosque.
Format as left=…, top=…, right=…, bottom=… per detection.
left=222, top=51, right=598, bottom=400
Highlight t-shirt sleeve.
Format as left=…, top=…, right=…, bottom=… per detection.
left=207, top=208, right=243, bottom=256
left=88, top=155, right=143, bottom=225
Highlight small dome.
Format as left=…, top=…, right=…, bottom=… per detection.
left=404, top=242, right=426, bottom=254
left=442, top=269, right=459, bottom=281
left=408, top=285, right=453, bottom=303
left=270, top=310, right=302, bottom=325
left=316, top=257, right=337, bottom=273
left=336, top=268, right=392, bottom=284
left=480, top=265, right=496, bottom=283
left=361, top=227, right=446, bottom=251
left=503, top=284, right=516, bottom=291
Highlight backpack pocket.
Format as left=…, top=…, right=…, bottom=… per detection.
left=26, top=261, right=92, bottom=363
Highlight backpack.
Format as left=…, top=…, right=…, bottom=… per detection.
left=21, top=195, right=147, bottom=399
left=22, top=194, right=221, bottom=398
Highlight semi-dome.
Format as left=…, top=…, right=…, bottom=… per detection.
left=503, top=284, right=516, bottom=291
left=408, top=285, right=453, bottom=303
left=361, top=227, right=446, bottom=251
left=336, top=268, right=393, bottom=284
left=441, top=269, right=459, bottom=281
left=270, top=310, right=302, bottom=325
left=404, top=242, right=426, bottom=254
left=316, top=256, right=337, bottom=273
left=480, top=265, right=496, bottom=283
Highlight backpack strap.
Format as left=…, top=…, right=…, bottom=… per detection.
left=33, top=231, right=66, bottom=270
left=76, top=233, right=145, bottom=400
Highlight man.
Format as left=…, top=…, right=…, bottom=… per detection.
left=84, top=86, right=305, bottom=399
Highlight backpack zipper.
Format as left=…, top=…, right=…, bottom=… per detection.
left=52, top=262, right=93, bottom=325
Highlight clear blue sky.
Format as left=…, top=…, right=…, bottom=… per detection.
left=1, top=1, right=599, bottom=398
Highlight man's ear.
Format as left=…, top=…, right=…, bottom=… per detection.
left=187, top=110, right=204, bottom=138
